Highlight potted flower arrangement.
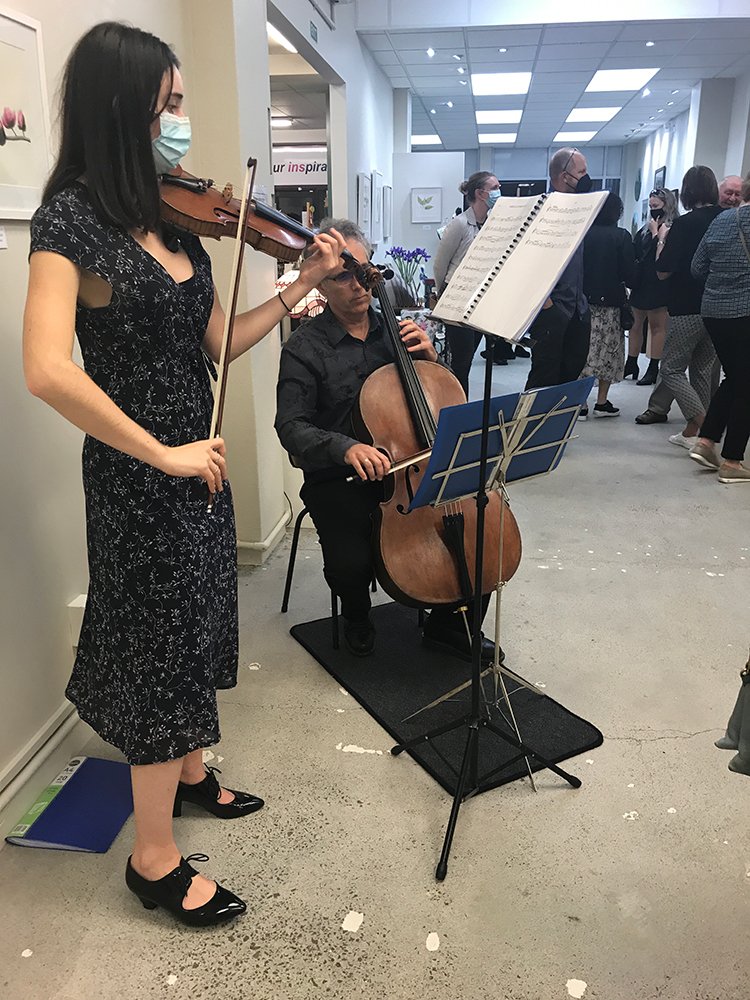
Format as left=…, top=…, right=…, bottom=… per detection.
left=384, top=246, right=431, bottom=306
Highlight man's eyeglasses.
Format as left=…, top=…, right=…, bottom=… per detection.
left=326, top=270, right=359, bottom=284
left=562, top=147, right=579, bottom=176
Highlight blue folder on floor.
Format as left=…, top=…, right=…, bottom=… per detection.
left=5, top=756, right=133, bottom=852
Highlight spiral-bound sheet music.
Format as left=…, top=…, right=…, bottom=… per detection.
left=432, top=190, right=608, bottom=342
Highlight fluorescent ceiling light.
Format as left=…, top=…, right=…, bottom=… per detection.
left=426, top=47, right=435, bottom=58
left=478, top=132, right=517, bottom=143
left=266, top=22, right=297, bottom=53
left=475, top=109, right=523, bottom=124
left=566, top=107, right=621, bottom=123
left=457, top=67, right=465, bottom=74
left=411, top=135, right=442, bottom=145
left=586, top=68, right=659, bottom=92
left=273, top=145, right=327, bottom=153
left=646, top=40, right=655, bottom=47
left=553, top=131, right=597, bottom=142
left=471, top=72, right=532, bottom=96
left=271, top=118, right=293, bottom=127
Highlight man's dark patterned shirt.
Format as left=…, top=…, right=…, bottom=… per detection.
left=275, top=305, right=395, bottom=476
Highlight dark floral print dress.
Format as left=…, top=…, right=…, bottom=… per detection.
left=30, top=184, right=238, bottom=765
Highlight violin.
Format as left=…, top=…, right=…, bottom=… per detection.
left=351, top=263, right=522, bottom=608
left=159, top=166, right=364, bottom=274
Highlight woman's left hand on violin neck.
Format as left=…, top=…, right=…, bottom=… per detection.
left=398, top=318, right=438, bottom=363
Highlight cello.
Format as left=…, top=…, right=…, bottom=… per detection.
left=351, top=261, right=522, bottom=609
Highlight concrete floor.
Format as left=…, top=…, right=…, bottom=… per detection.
left=2, top=353, right=750, bottom=1000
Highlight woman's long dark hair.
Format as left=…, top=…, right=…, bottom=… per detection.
left=43, top=22, right=179, bottom=232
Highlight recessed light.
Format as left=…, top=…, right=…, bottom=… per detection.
left=271, top=118, right=294, bottom=127
left=426, top=47, right=435, bottom=58
left=266, top=22, right=297, bottom=53
left=657, top=108, right=663, bottom=113
left=645, top=40, right=655, bottom=47
left=649, top=116, right=655, bottom=120
left=475, top=109, right=523, bottom=124
left=443, top=101, right=454, bottom=109
left=411, top=135, right=442, bottom=145
left=667, top=101, right=674, bottom=106
left=499, top=47, right=507, bottom=53
left=453, top=53, right=462, bottom=60
left=671, top=89, right=679, bottom=95
left=274, top=145, right=327, bottom=153
left=459, top=80, right=468, bottom=85
left=457, top=67, right=465, bottom=75
left=566, top=107, right=621, bottom=123
left=642, top=88, right=651, bottom=97
left=586, top=68, right=659, bottom=92
left=471, top=72, right=532, bottom=96
left=553, top=130, right=597, bottom=142
left=430, top=108, right=436, bottom=114
left=478, top=132, right=517, bottom=143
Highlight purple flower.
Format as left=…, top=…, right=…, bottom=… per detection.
left=2, top=107, right=16, bottom=129
left=17, top=110, right=26, bottom=132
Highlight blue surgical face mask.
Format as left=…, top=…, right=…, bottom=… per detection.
left=487, top=189, right=502, bottom=209
left=152, top=110, right=191, bottom=174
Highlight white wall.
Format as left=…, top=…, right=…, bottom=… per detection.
left=621, top=111, right=691, bottom=234
left=388, top=151, right=465, bottom=278
left=725, top=70, right=750, bottom=176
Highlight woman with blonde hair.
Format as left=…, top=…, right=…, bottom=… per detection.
left=626, top=187, right=679, bottom=385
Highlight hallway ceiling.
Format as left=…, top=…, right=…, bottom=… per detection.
left=358, top=18, right=750, bottom=149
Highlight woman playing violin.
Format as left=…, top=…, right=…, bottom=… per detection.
left=23, top=21, right=343, bottom=926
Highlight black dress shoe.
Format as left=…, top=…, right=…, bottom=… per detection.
left=125, top=854, right=246, bottom=927
left=343, top=619, right=375, bottom=657
left=422, top=626, right=504, bottom=664
left=174, top=766, right=264, bottom=819
left=514, top=345, right=530, bottom=358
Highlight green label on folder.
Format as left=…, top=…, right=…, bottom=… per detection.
left=8, top=757, right=86, bottom=838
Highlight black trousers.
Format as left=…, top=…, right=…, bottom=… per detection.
left=445, top=324, right=483, bottom=397
left=525, top=306, right=591, bottom=390
left=701, top=317, right=750, bottom=461
left=301, top=476, right=489, bottom=627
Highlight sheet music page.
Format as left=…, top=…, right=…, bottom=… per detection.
left=468, top=190, right=608, bottom=341
left=431, top=195, right=541, bottom=324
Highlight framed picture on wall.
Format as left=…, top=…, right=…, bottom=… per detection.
left=411, top=187, right=441, bottom=224
left=370, top=169, right=383, bottom=244
left=356, top=172, right=371, bottom=239
left=0, top=10, right=52, bottom=219
left=653, top=166, right=666, bottom=191
left=382, top=185, right=392, bottom=240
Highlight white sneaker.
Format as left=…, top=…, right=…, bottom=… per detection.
left=669, top=433, right=698, bottom=450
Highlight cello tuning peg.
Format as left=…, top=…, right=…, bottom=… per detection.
left=376, top=264, right=395, bottom=280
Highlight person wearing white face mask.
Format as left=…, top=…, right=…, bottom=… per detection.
left=23, top=21, right=345, bottom=926
left=433, top=171, right=507, bottom=395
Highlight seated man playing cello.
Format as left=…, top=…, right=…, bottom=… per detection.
left=275, top=218, right=495, bottom=659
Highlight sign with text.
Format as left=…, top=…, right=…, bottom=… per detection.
left=272, top=150, right=329, bottom=185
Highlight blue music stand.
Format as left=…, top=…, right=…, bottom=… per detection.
left=392, top=374, right=594, bottom=880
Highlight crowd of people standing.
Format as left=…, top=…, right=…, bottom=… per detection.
left=440, top=159, right=750, bottom=484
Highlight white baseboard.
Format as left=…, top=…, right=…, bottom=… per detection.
left=0, top=711, right=91, bottom=844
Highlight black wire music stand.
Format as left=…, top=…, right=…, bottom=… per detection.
left=392, top=353, right=594, bottom=880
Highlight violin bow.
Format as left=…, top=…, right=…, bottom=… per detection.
left=207, top=156, right=257, bottom=512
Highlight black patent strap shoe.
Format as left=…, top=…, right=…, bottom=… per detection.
left=174, top=765, right=265, bottom=819
left=125, top=853, right=246, bottom=926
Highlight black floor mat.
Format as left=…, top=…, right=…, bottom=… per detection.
left=291, top=602, right=603, bottom=795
